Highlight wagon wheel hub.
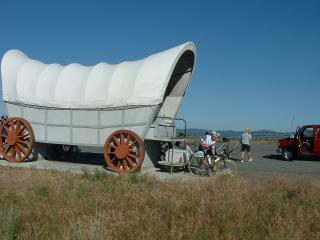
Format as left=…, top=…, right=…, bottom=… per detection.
left=115, top=144, right=129, bottom=159
left=7, top=133, right=17, bottom=146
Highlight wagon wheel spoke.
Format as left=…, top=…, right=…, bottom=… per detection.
left=112, top=136, right=120, bottom=146
left=15, top=146, right=22, bottom=159
left=126, top=157, right=135, bottom=168
left=19, top=132, right=30, bottom=139
left=5, top=146, right=12, bottom=154
left=127, top=153, right=137, bottom=160
left=120, top=133, right=125, bottom=144
left=17, top=126, right=27, bottom=136
left=125, top=133, right=130, bottom=144
left=128, top=148, right=138, bottom=154
left=16, top=139, right=26, bottom=144
left=106, top=143, right=114, bottom=150
left=21, top=137, right=31, bottom=143
left=11, top=146, right=16, bottom=158
left=116, top=160, right=121, bottom=168
left=126, top=133, right=131, bottom=145
left=128, top=140, right=137, bottom=148
left=122, top=159, right=128, bottom=171
left=20, top=128, right=27, bottom=137
left=15, top=120, right=21, bottom=134
left=9, top=120, right=14, bottom=131
left=16, top=142, right=27, bottom=155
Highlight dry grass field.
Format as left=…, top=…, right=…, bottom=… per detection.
left=0, top=167, right=320, bottom=240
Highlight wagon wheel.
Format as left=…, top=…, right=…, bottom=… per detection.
left=0, top=117, right=34, bottom=162
left=104, top=130, right=145, bottom=174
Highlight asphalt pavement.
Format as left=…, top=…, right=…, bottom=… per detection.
left=0, top=143, right=319, bottom=178
left=228, top=143, right=320, bottom=177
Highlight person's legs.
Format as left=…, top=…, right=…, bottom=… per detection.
left=246, top=145, right=253, bottom=162
left=201, top=147, right=211, bottom=166
left=241, top=144, right=252, bottom=162
left=202, top=157, right=209, bottom=167
left=212, top=145, right=221, bottom=162
left=211, top=145, right=216, bottom=157
left=240, top=144, right=245, bottom=162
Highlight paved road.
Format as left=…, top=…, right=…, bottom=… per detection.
left=0, top=143, right=319, bottom=178
left=228, top=143, right=320, bottom=176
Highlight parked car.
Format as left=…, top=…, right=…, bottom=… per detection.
left=278, top=125, right=320, bottom=160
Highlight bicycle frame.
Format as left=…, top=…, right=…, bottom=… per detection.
left=187, top=143, right=238, bottom=177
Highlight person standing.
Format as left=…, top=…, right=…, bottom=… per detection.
left=240, top=128, right=253, bottom=163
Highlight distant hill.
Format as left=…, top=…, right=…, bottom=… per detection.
left=178, top=128, right=289, bottom=139
left=180, top=129, right=243, bottom=138
left=251, top=130, right=281, bottom=135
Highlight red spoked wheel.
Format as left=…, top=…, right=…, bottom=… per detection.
left=0, top=117, right=35, bottom=162
left=104, top=130, right=145, bottom=174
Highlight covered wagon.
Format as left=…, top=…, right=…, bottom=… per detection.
left=0, top=42, right=196, bottom=173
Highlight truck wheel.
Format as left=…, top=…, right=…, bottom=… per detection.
left=282, top=148, right=293, bottom=161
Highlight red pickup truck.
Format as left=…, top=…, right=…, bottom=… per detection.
left=277, top=125, right=320, bottom=160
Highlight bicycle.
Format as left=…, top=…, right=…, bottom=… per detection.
left=186, top=138, right=238, bottom=176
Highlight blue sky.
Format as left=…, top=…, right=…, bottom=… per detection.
left=0, top=0, right=319, bottom=131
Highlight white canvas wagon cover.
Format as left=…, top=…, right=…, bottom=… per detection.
left=1, top=42, right=196, bottom=109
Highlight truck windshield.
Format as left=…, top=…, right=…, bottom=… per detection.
left=301, top=128, right=313, bottom=138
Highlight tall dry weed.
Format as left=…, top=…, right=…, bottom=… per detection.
left=0, top=167, right=319, bottom=239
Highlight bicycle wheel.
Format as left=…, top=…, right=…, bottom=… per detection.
left=188, top=156, right=209, bottom=176
left=215, top=159, right=238, bottom=176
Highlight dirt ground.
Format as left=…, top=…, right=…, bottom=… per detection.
left=0, top=143, right=320, bottom=180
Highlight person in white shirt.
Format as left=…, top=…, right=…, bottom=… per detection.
left=199, top=131, right=220, bottom=158
left=240, top=128, right=253, bottom=163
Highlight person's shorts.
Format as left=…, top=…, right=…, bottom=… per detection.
left=241, top=144, right=251, bottom=152
left=198, top=145, right=216, bottom=156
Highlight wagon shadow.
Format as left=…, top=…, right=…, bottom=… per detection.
left=70, top=151, right=106, bottom=166
left=35, top=144, right=107, bottom=166
left=48, top=153, right=106, bottom=166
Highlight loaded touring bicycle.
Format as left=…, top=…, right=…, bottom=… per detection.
left=0, top=42, right=196, bottom=173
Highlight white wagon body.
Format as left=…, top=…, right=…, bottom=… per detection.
left=0, top=42, right=196, bottom=172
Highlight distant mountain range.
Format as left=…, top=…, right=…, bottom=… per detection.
left=178, top=128, right=289, bottom=139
